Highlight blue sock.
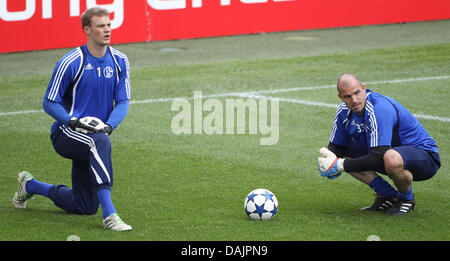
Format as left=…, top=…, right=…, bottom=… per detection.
left=398, top=186, right=414, bottom=201
left=25, top=179, right=52, bottom=197
left=368, top=176, right=397, bottom=197
left=97, top=188, right=117, bottom=219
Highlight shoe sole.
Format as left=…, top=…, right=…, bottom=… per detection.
left=12, top=192, right=27, bottom=208
left=13, top=171, right=34, bottom=209
left=103, top=224, right=133, bottom=231
left=386, top=210, right=413, bottom=216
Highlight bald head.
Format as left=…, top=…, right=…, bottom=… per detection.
left=337, top=74, right=362, bottom=91
left=336, top=74, right=367, bottom=114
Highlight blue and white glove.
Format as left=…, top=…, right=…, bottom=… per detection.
left=318, top=147, right=345, bottom=179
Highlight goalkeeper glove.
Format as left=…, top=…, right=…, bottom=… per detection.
left=317, top=147, right=345, bottom=179
left=101, top=124, right=113, bottom=135
left=68, top=116, right=112, bottom=135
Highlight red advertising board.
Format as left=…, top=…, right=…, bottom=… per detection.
left=1, top=0, right=450, bottom=53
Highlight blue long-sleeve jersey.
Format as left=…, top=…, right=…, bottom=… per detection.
left=43, top=44, right=131, bottom=134
left=330, top=89, right=438, bottom=153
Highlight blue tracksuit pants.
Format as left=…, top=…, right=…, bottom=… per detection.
left=48, top=125, right=113, bottom=215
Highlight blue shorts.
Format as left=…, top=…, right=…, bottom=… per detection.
left=345, top=145, right=440, bottom=181
left=391, top=146, right=441, bottom=181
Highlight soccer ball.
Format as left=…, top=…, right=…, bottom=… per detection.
left=244, top=188, right=278, bottom=220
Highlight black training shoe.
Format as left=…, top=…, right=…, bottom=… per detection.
left=360, top=194, right=396, bottom=211
left=386, top=197, right=415, bottom=216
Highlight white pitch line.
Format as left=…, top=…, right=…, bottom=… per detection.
left=238, top=93, right=450, bottom=123
left=243, top=75, right=450, bottom=95
left=238, top=93, right=338, bottom=108
left=1, top=75, right=449, bottom=122
left=0, top=109, right=44, bottom=116
left=368, top=75, right=450, bottom=85
left=411, top=113, right=450, bottom=123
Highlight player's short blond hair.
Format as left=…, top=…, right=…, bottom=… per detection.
left=81, top=7, right=110, bottom=27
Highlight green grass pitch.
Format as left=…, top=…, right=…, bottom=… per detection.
left=0, top=20, right=449, bottom=241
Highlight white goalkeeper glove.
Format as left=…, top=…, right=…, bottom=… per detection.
left=68, top=116, right=112, bottom=135
left=317, top=147, right=345, bottom=180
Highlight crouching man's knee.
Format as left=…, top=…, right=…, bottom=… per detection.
left=383, top=149, right=404, bottom=176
